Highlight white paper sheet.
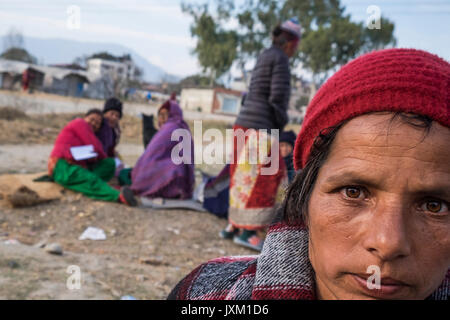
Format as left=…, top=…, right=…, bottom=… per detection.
left=70, top=145, right=98, bottom=161
left=114, top=157, right=123, bottom=168
left=79, top=227, right=107, bottom=240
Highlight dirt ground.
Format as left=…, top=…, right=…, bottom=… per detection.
left=0, top=194, right=256, bottom=300
left=0, top=108, right=258, bottom=300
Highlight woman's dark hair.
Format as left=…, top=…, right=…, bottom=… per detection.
left=159, top=100, right=171, bottom=114
left=282, top=112, right=434, bottom=226
left=272, top=25, right=298, bottom=47
left=85, top=108, right=103, bottom=117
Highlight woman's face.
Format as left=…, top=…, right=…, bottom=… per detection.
left=104, top=110, right=121, bottom=128
left=158, top=108, right=169, bottom=127
left=85, top=113, right=102, bottom=132
left=307, top=113, right=450, bottom=300
left=284, top=39, right=299, bottom=58
left=280, top=142, right=294, bottom=158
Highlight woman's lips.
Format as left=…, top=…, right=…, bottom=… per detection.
left=350, top=273, right=409, bottom=298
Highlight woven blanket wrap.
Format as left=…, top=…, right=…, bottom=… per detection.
left=169, top=223, right=449, bottom=300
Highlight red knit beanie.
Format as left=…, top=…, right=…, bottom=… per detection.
left=294, top=48, right=450, bottom=170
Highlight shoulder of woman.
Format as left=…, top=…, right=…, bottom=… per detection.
left=168, top=256, right=258, bottom=300
left=65, top=118, right=86, bottom=130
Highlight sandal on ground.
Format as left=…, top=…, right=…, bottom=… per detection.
left=119, top=186, right=138, bottom=207
left=219, top=228, right=239, bottom=240
left=233, top=232, right=264, bottom=252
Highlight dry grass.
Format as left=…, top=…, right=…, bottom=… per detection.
left=0, top=108, right=299, bottom=147
left=0, top=111, right=233, bottom=146
left=0, top=107, right=28, bottom=121
left=0, top=111, right=81, bottom=144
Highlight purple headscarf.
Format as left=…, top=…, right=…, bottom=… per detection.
left=131, top=101, right=194, bottom=199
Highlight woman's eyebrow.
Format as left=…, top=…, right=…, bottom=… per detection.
left=323, top=171, right=379, bottom=188
left=410, top=186, right=450, bottom=200
left=324, top=172, right=450, bottom=198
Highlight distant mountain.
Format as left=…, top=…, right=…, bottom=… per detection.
left=1, top=36, right=180, bottom=83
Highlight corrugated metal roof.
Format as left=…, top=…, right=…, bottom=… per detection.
left=0, top=58, right=29, bottom=74
left=29, top=65, right=93, bottom=83
left=0, top=59, right=96, bottom=83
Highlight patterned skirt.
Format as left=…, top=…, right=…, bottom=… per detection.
left=228, top=125, right=288, bottom=230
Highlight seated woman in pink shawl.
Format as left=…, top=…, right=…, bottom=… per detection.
left=130, top=100, right=194, bottom=199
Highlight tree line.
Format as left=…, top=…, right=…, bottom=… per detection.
left=182, top=0, right=396, bottom=86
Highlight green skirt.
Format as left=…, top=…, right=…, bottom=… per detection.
left=52, top=158, right=120, bottom=202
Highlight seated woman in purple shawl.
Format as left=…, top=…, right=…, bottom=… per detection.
left=130, top=100, right=195, bottom=199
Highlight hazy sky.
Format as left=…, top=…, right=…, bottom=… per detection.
left=0, top=0, right=449, bottom=78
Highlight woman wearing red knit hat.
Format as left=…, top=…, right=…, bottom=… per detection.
left=169, top=48, right=450, bottom=300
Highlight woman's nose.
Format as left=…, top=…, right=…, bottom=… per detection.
left=362, top=199, right=412, bottom=262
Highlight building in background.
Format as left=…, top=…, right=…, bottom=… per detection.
left=180, top=87, right=243, bottom=116
left=29, top=65, right=91, bottom=97
left=0, top=58, right=93, bottom=97
left=87, top=54, right=137, bottom=82
left=0, top=59, right=29, bottom=90
left=230, top=72, right=252, bottom=93
left=84, top=54, right=140, bottom=99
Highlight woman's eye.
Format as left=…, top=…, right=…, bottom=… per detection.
left=342, top=187, right=363, bottom=199
left=421, top=200, right=448, bottom=215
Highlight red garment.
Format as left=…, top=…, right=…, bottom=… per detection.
left=22, top=70, right=29, bottom=91
left=49, top=118, right=106, bottom=171
left=229, top=125, right=287, bottom=230
left=294, top=48, right=450, bottom=170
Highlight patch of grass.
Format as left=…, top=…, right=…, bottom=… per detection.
left=30, top=113, right=82, bottom=128
left=0, top=107, right=27, bottom=120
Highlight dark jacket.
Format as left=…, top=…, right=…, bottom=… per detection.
left=96, top=119, right=120, bottom=158
left=235, top=45, right=291, bottom=130
left=283, top=153, right=295, bottom=183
